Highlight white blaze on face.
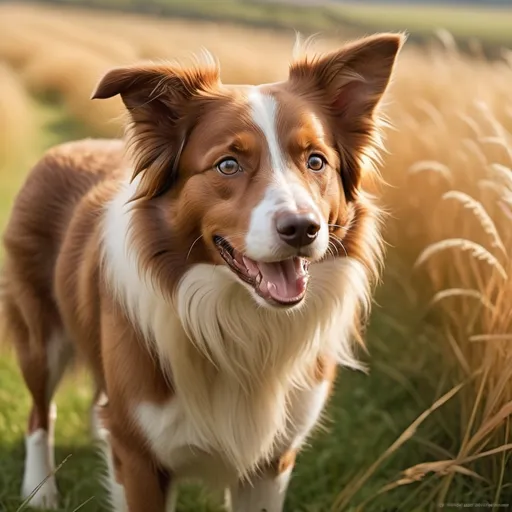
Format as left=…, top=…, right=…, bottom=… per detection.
left=245, top=87, right=329, bottom=261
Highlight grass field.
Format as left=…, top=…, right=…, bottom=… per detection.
left=1, top=2, right=512, bottom=511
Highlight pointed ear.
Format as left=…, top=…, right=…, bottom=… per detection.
left=91, top=62, right=220, bottom=198
left=289, top=33, right=405, bottom=199
left=289, top=33, right=405, bottom=120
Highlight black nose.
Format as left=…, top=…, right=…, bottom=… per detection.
left=275, top=211, right=321, bottom=248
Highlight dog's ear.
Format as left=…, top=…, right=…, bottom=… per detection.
left=289, top=33, right=405, bottom=199
left=92, top=62, right=220, bottom=199
left=290, top=33, right=405, bottom=120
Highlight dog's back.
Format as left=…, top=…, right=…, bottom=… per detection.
left=4, top=138, right=123, bottom=296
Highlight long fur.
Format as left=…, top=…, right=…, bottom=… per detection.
left=102, top=174, right=380, bottom=478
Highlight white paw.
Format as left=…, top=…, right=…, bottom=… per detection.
left=21, top=475, right=59, bottom=509
left=22, top=429, right=59, bottom=509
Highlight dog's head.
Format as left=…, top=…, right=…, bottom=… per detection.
left=93, top=34, right=404, bottom=309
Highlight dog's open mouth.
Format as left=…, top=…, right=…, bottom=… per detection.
left=214, top=236, right=310, bottom=306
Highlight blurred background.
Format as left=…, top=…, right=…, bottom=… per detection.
left=1, top=0, right=512, bottom=510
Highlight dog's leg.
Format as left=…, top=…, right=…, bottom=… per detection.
left=91, top=398, right=128, bottom=512
left=92, top=399, right=174, bottom=512
left=96, top=435, right=129, bottom=512
left=11, top=304, right=73, bottom=510
left=228, top=452, right=295, bottom=512
left=109, top=436, right=168, bottom=512
left=95, top=440, right=177, bottom=512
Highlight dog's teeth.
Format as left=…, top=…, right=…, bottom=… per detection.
left=255, top=273, right=262, bottom=286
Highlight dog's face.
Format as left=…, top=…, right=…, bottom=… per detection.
left=93, top=34, right=403, bottom=308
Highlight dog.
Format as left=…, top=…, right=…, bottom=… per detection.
left=2, top=33, right=403, bottom=511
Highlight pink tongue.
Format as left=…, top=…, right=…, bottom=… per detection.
left=256, top=258, right=307, bottom=302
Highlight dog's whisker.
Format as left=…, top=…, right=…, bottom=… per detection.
left=328, top=223, right=348, bottom=231
left=186, top=234, right=204, bottom=261
left=329, top=234, right=348, bottom=258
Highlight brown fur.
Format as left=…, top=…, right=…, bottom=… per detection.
left=2, top=34, right=404, bottom=511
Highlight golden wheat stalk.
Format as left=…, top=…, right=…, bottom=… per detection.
left=416, top=99, right=446, bottom=132
left=479, top=136, right=512, bottom=163
left=462, top=442, right=512, bottom=466
left=475, top=100, right=508, bottom=139
left=407, top=160, right=453, bottom=184
left=442, top=191, right=507, bottom=255
left=429, top=288, right=495, bottom=312
left=362, top=441, right=512, bottom=511
left=434, top=28, right=459, bottom=55
left=458, top=112, right=483, bottom=138
left=360, top=462, right=483, bottom=509
left=478, top=179, right=507, bottom=197
left=462, top=138, right=487, bottom=167
left=469, top=334, right=512, bottom=342
left=478, top=181, right=512, bottom=213
left=490, top=163, right=512, bottom=191
left=464, top=402, right=512, bottom=455
left=414, top=238, right=507, bottom=279
left=402, top=459, right=484, bottom=481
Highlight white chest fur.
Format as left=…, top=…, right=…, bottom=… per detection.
left=103, top=180, right=371, bottom=481
left=125, top=259, right=368, bottom=481
left=134, top=378, right=332, bottom=487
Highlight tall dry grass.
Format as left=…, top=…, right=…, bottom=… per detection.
left=0, top=3, right=335, bottom=137
left=357, top=42, right=512, bottom=504
left=0, top=2, right=511, bottom=505
left=0, top=62, right=36, bottom=171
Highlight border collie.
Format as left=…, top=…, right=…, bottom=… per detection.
left=2, top=33, right=404, bottom=511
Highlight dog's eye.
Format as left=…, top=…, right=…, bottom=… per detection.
left=217, top=158, right=241, bottom=176
left=307, top=154, right=326, bottom=172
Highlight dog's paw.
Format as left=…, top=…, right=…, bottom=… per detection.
left=22, top=429, right=59, bottom=509
left=21, top=475, right=59, bottom=510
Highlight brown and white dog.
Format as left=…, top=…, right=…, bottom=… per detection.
left=2, top=33, right=403, bottom=511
